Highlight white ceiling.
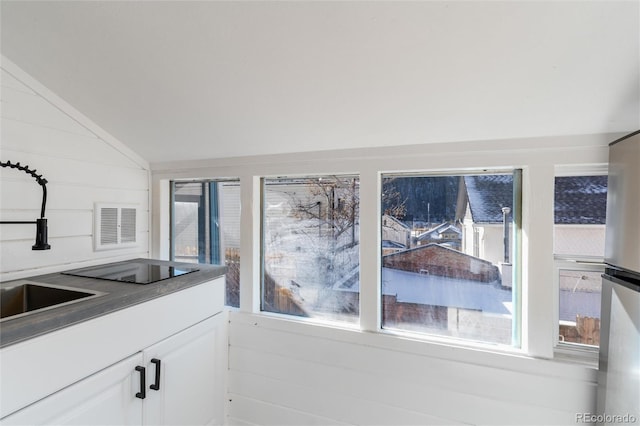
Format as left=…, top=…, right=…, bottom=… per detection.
left=1, top=1, right=639, bottom=164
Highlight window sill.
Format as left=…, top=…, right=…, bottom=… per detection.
left=554, top=343, right=599, bottom=368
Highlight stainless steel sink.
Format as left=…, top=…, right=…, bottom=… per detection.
left=0, top=282, right=104, bottom=321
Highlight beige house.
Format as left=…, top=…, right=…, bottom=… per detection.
left=381, top=214, right=410, bottom=254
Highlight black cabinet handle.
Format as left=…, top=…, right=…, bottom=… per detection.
left=135, top=366, right=146, bottom=399
left=150, top=358, right=161, bottom=391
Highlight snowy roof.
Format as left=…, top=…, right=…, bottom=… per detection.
left=415, top=223, right=461, bottom=241
left=464, top=175, right=513, bottom=224
left=327, top=267, right=597, bottom=325
left=382, top=240, right=407, bottom=249
left=554, top=176, right=607, bottom=224
left=333, top=268, right=512, bottom=316
left=382, top=268, right=512, bottom=314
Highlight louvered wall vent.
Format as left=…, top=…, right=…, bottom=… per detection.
left=94, top=203, right=139, bottom=251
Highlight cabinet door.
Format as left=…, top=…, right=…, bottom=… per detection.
left=143, top=314, right=225, bottom=426
left=2, top=353, right=144, bottom=425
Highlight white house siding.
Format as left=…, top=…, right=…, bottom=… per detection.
left=472, top=224, right=508, bottom=266
left=227, top=312, right=596, bottom=425
left=0, top=62, right=150, bottom=280
left=554, top=224, right=606, bottom=258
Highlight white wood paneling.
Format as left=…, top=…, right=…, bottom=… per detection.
left=1, top=85, right=95, bottom=138
left=0, top=182, right=148, bottom=213
left=1, top=69, right=35, bottom=94
left=1, top=234, right=150, bottom=278
left=0, top=210, right=93, bottom=239
left=2, top=120, right=143, bottom=169
left=0, top=62, right=150, bottom=280
left=0, top=152, right=148, bottom=191
left=228, top=395, right=350, bottom=426
left=228, top=311, right=597, bottom=425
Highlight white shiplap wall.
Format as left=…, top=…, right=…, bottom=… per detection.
left=0, top=59, right=150, bottom=280
left=227, top=312, right=597, bottom=426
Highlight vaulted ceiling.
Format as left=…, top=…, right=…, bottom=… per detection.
left=2, top=1, right=638, bottom=164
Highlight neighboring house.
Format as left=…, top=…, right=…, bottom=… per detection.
left=457, top=175, right=607, bottom=264
left=554, top=175, right=607, bottom=258
left=383, top=243, right=500, bottom=283
left=456, top=175, right=514, bottom=266
left=457, top=174, right=606, bottom=343
left=381, top=214, right=410, bottom=254
left=414, top=222, right=462, bottom=250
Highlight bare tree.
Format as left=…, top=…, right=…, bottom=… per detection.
left=290, top=176, right=359, bottom=249
left=382, top=177, right=408, bottom=219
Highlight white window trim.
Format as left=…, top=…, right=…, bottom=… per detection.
left=552, top=164, right=608, bottom=364
left=378, top=169, right=521, bottom=348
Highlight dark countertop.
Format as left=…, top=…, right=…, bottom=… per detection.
left=0, top=258, right=226, bottom=348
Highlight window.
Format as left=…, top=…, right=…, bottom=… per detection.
left=261, top=175, right=359, bottom=323
left=380, top=171, right=522, bottom=346
left=171, top=180, right=240, bottom=307
left=554, top=174, right=607, bottom=348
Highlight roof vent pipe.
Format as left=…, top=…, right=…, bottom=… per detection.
left=0, top=160, right=51, bottom=250
left=501, top=206, right=511, bottom=263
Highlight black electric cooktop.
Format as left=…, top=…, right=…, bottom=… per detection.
left=62, top=262, right=199, bottom=284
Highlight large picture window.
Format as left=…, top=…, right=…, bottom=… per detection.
left=171, top=180, right=240, bottom=307
left=380, top=171, right=521, bottom=346
left=261, top=176, right=360, bottom=323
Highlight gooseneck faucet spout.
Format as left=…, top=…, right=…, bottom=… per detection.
left=0, top=160, right=51, bottom=250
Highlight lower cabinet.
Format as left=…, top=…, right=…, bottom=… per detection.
left=143, top=313, right=225, bottom=426
left=3, top=314, right=225, bottom=425
left=2, top=353, right=143, bottom=425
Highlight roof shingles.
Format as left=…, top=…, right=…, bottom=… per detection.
left=464, top=175, right=607, bottom=225
left=554, top=176, right=607, bottom=224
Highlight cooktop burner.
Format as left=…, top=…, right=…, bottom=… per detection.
left=62, top=262, right=199, bottom=284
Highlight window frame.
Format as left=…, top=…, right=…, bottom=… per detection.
left=170, top=180, right=217, bottom=264
left=259, top=174, right=361, bottom=324
left=552, top=165, right=607, bottom=361
left=379, top=168, right=523, bottom=348
left=169, top=178, right=241, bottom=307
left=553, top=257, right=603, bottom=359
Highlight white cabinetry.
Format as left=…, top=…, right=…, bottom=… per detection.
left=2, top=353, right=143, bottom=425
left=3, top=315, right=224, bottom=425
left=143, top=314, right=225, bottom=426
left=0, top=277, right=225, bottom=425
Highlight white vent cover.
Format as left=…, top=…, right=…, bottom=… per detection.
left=94, top=203, right=138, bottom=251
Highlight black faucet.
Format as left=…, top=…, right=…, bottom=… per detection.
left=0, top=160, right=51, bottom=250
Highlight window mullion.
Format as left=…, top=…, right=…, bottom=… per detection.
left=359, top=169, right=381, bottom=332
left=522, top=165, right=556, bottom=358
left=240, top=175, right=261, bottom=314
